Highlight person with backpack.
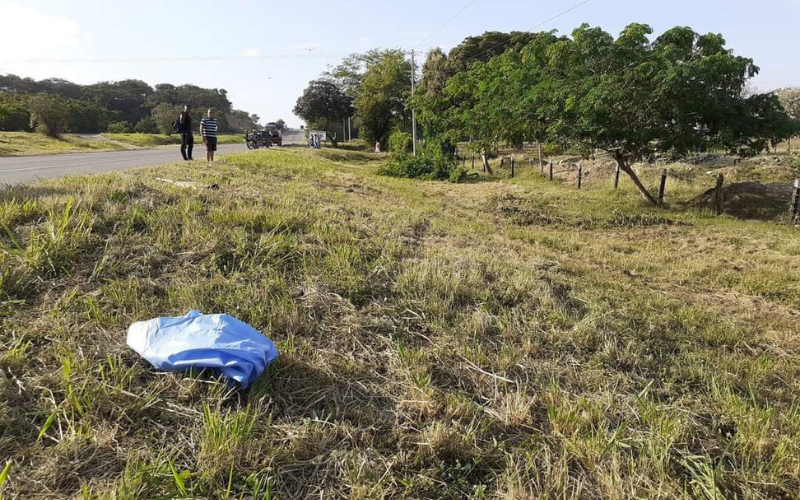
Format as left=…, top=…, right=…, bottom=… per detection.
left=177, top=104, right=193, bottom=161
left=200, top=108, right=220, bottom=163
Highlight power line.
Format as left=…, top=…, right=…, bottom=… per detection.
left=0, top=53, right=352, bottom=65
left=414, top=0, right=481, bottom=48
left=1, top=0, right=591, bottom=67
left=468, top=0, right=595, bottom=62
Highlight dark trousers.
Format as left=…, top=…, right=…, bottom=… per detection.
left=181, top=133, right=194, bottom=160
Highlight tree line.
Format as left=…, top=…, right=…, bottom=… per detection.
left=294, top=25, right=799, bottom=203
left=294, top=49, right=412, bottom=146
left=0, top=74, right=261, bottom=137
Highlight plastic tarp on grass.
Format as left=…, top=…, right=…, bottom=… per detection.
left=127, top=310, right=279, bottom=388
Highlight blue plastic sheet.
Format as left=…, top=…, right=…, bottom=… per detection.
left=127, top=310, right=279, bottom=388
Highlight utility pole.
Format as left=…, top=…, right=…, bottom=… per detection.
left=411, top=50, right=418, bottom=156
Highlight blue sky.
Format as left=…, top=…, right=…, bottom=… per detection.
left=1, top=0, right=798, bottom=127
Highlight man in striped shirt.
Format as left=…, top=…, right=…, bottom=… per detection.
left=200, top=109, right=220, bottom=163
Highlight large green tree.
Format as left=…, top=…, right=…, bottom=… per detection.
left=27, top=94, right=68, bottom=137
left=353, top=49, right=412, bottom=145
left=775, top=87, right=800, bottom=151
left=414, top=48, right=451, bottom=139
left=447, top=31, right=540, bottom=73
left=324, top=49, right=387, bottom=98
left=83, top=79, right=153, bottom=124
left=425, top=32, right=559, bottom=170
left=543, top=24, right=794, bottom=204
left=64, top=99, right=111, bottom=133
left=294, top=79, right=353, bottom=144
left=0, top=102, right=30, bottom=131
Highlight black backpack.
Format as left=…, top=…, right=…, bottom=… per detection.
left=172, top=118, right=182, bottom=133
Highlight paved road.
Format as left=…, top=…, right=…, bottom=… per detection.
left=0, top=144, right=247, bottom=185
left=0, top=129, right=306, bottom=185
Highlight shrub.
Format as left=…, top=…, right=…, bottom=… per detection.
left=106, top=121, right=132, bottom=133
left=64, top=99, right=110, bottom=133
left=134, top=116, right=158, bottom=134
left=152, top=103, right=183, bottom=135
left=378, top=140, right=456, bottom=181
left=378, top=152, right=430, bottom=178
left=0, top=103, right=31, bottom=131
left=27, top=94, right=68, bottom=137
left=389, top=130, right=413, bottom=153
left=449, top=167, right=468, bottom=183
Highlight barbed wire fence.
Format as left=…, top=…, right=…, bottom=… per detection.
left=453, top=146, right=800, bottom=226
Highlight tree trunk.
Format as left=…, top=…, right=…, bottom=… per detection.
left=481, top=149, right=493, bottom=175
left=537, top=142, right=543, bottom=168
left=614, top=154, right=658, bottom=205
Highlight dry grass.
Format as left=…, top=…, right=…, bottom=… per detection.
left=0, top=132, right=243, bottom=157
left=0, top=148, right=798, bottom=499
left=0, top=132, right=129, bottom=157
left=102, top=134, right=244, bottom=148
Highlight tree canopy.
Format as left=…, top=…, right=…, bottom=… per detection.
left=0, top=73, right=258, bottom=134
left=353, top=49, right=412, bottom=145
left=447, top=31, right=542, bottom=73
left=293, top=79, right=353, bottom=141
left=297, top=25, right=794, bottom=200
left=422, top=24, right=795, bottom=203
left=298, top=50, right=412, bottom=146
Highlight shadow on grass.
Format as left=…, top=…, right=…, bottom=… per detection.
left=250, top=358, right=396, bottom=427
left=462, top=172, right=504, bottom=184
left=687, top=182, right=795, bottom=221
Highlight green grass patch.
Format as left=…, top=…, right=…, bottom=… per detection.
left=103, top=133, right=244, bottom=147
left=0, top=131, right=129, bottom=156
left=1, top=148, right=798, bottom=499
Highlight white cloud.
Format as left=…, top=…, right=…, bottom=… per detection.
left=242, top=47, right=261, bottom=58
left=0, top=3, right=81, bottom=62
left=358, top=37, right=370, bottom=44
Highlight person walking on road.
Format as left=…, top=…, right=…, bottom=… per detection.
left=179, top=104, right=194, bottom=161
left=200, top=109, right=220, bottom=163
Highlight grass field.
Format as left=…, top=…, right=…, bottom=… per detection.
left=102, top=133, right=244, bottom=148
left=0, top=132, right=244, bottom=157
left=0, top=132, right=129, bottom=157
left=0, top=149, right=798, bottom=499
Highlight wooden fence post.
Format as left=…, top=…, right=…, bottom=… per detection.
left=511, top=158, right=515, bottom=178
left=577, top=163, right=583, bottom=189
left=462, top=154, right=466, bottom=168
left=790, top=178, right=800, bottom=226
left=538, top=142, right=543, bottom=168
left=658, top=169, right=668, bottom=206
left=715, top=174, right=725, bottom=216
left=500, top=157, right=505, bottom=169
left=549, top=161, right=554, bottom=181
left=614, top=165, right=621, bottom=189
left=472, top=153, right=475, bottom=171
